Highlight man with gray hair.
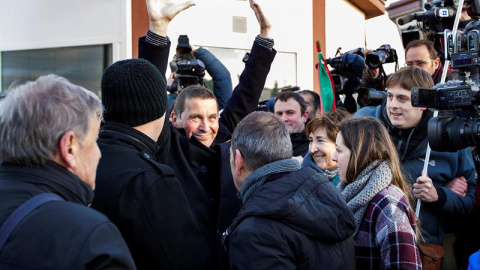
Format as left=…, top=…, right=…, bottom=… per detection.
left=0, top=75, right=135, bottom=269
left=223, top=111, right=356, bottom=270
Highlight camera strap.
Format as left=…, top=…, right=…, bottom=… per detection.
left=0, top=193, right=64, bottom=253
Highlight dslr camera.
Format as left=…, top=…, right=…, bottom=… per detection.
left=365, top=45, right=398, bottom=70
left=168, top=35, right=206, bottom=93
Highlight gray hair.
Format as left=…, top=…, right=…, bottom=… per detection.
left=0, top=74, right=102, bottom=166
left=231, top=111, right=292, bottom=171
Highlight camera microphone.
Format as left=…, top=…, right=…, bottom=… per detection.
left=398, top=14, right=415, bottom=25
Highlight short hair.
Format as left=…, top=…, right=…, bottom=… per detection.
left=338, top=117, right=407, bottom=195
left=297, top=90, right=320, bottom=113
left=274, top=91, right=307, bottom=115
left=173, top=85, right=218, bottom=117
left=386, top=66, right=434, bottom=90
left=304, top=108, right=351, bottom=142
left=0, top=75, right=102, bottom=166
left=231, top=111, right=292, bottom=171
left=405, top=39, right=438, bottom=60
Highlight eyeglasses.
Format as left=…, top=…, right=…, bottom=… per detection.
left=405, top=60, right=435, bottom=67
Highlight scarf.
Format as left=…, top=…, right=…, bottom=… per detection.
left=337, top=160, right=392, bottom=235
left=240, top=158, right=301, bottom=204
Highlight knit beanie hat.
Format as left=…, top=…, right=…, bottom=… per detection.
left=101, top=58, right=167, bottom=127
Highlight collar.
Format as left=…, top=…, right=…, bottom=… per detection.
left=100, top=122, right=159, bottom=155
left=0, top=160, right=94, bottom=205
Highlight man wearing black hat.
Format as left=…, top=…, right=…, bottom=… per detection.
left=137, top=0, right=276, bottom=269
left=92, top=27, right=212, bottom=270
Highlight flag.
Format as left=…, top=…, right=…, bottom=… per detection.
left=316, top=40, right=335, bottom=114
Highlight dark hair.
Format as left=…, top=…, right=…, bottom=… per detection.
left=405, top=39, right=438, bottom=60
left=339, top=117, right=406, bottom=193
left=274, top=91, right=307, bottom=115
left=297, top=90, right=320, bottom=113
left=305, top=108, right=351, bottom=142
left=173, top=85, right=218, bottom=117
left=386, top=66, right=434, bottom=90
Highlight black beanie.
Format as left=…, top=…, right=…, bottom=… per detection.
left=101, top=58, right=167, bottom=127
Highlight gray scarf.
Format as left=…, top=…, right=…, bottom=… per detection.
left=240, top=158, right=301, bottom=204
left=337, top=160, right=392, bottom=235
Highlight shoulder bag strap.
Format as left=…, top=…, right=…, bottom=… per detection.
left=0, top=193, right=64, bottom=252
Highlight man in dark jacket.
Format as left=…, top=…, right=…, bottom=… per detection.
left=274, top=91, right=311, bottom=158
left=224, top=111, right=356, bottom=269
left=138, top=0, right=276, bottom=267
left=0, top=75, right=135, bottom=269
left=356, top=67, right=476, bottom=250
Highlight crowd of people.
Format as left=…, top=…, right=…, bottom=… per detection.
left=0, top=0, right=479, bottom=269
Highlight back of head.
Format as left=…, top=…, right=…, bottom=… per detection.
left=297, top=90, right=320, bottom=112
left=231, top=111, right=292, bottom=172
left=305, top=108, right=352, bottom=141
left=339, top=117, right=406, bottom=191
left=386, top=66, right=434, bottom=90
left=0, top=75, right=102, bottom=167
left=101, top=58, right=167, bottom=127
left=274, top=91, right=307, bottom=115
left=173, top=85, right=217, bottom=117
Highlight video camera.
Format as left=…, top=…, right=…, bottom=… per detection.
left=365, top=45, right=399, bottom=70
left=168, top=35, right=206, bottom=93
left=411, top=80, right=480, bottom=151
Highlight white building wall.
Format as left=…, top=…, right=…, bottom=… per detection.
left=0, top=0, right=130, bottom=60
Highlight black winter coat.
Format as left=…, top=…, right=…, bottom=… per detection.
left=224, top=168, right=356, bottom=270
left=138, top=37, right=276, bottom=267
left=92, top=122, right=212, bottom=270
left=0, top=161, right=135, bottom=269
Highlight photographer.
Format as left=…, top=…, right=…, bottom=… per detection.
left=355, top=67, right=476, bottom=269
left=167, top=42, right=232, bottom=110
left=362, top=39, right=457, bottom=91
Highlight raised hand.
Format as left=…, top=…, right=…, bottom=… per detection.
left=146, top=0, right=196, bottom=36
left=249, top=0, right=271, bottom=38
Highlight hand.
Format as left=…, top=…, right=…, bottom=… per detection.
left=413, top=176, right=438, bottom=202
left=446, top=176, right=468, bottom=197
left=250, top=0, right=271, bottom=38
left=146, top=0, right=196, bottom=36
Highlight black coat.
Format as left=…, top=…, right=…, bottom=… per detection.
left=291, top=131, right=310, bottom=157
left=0, top=161, right=136, bottom=269
left=92, top=122, right=212, bottom=270
left=138, top=37, right=276, bottom=267
left=224, top=168, right=356, bottom=270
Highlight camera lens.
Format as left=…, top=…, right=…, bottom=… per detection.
left=428, top=117, right=480, bottom=152
left=357, top=88, right=387, bottom=107
left=365, top=51, right=388, bottom=69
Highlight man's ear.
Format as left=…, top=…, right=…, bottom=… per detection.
left=434, top=57, right=440, bottom=70
left=235, top=149, right=245, bottom=178
left=58, top=131, right=78, bottom=169
left=170, top=111, right=179, bottom=127
left=303, top=111, right=310, bottom=122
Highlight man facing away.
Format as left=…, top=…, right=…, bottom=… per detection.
left=0, top=75, right=135, bottom=269
left=223, top=111, right=356, bottom=270
left=91, top=57, right=212, bottom=269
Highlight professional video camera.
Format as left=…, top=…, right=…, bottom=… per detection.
left=168, top=35, right=206, bottom=93
left=324, top=48, right=366, bottom=113
left=411, top=79, right=480, bottom=151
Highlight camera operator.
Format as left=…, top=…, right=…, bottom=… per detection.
left=362, top=39, right=457, bottom=91
left=167, top=41, right=233, bottom=111
left=355, top=67, right=476, bottom=269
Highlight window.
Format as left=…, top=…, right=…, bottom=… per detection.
left=1, top=44, right=112, bottom=97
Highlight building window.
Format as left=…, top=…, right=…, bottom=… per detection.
left=1, top=44, right=112, bottom=97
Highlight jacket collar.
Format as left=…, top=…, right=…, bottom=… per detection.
left=0, top=160, right=94, bottom=205
left=100, top=122, right=159, bottom=155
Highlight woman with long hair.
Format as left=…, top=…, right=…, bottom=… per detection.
left=333, top=117, right=421, bottom=269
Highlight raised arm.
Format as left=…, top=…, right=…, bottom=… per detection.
left=219, top=0, right=276, bottom=133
